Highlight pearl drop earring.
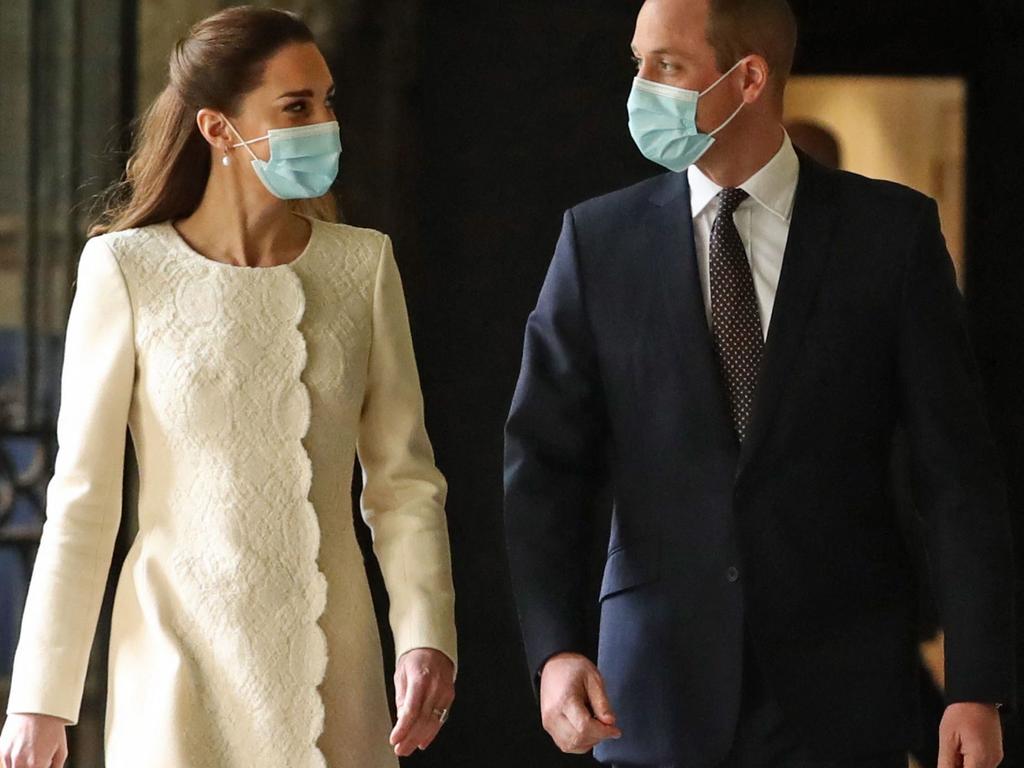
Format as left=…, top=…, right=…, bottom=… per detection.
left=221, top=149, right=231, bottom=167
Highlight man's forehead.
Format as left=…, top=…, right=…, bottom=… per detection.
left=635, top=0, right=709, bottom=46
left=639, top=0, right=710, bottom=25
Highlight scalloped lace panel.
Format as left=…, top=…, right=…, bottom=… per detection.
left=113, top=223, right=329, bottom=767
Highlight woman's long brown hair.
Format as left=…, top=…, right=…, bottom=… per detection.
left=88, top=5, right=337, bottom=237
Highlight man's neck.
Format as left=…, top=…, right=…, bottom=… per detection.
left=694, top=122, right=786, bottom=188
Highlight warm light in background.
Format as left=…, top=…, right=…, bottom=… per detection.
left=785, top=77, right=967, bottom=289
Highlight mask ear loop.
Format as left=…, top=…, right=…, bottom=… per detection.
left=698, top=58, right=748, bottom=137
left=221, top=115, right=265, bottom=163
left=699, top=57, right=746, bottom=97
left=709, top=100, right=746, bottom=137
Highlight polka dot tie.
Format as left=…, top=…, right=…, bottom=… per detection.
left=709, top=187, right=763, bottom=443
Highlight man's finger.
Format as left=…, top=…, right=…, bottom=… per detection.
left=963, top=746, right=1000, bottom=768
left=563, top=696, right=596, bottom=734
left=937, top=734, right=959, bottom=768
left=549, top=712, right=594, bottom=754
left=584, top=671, right=616, bottom=725
left=563, top=697, right=621, bottom=744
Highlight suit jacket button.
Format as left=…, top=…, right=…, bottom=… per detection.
left=726, top=566, right=740, bottom=583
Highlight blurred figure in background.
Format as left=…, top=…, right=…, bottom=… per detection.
left=785, top=119, right=842, bottom=169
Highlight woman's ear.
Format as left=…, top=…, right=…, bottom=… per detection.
left=195, top=108, right=233, bottom=151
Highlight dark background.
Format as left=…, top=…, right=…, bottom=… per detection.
left=328, top=1, right=1024, bottom=766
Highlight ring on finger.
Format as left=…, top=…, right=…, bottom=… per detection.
left=431, top=706, right=449, bottom=724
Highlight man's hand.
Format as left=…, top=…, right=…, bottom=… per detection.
left=937, top=702, right=1003, bottom=768
left=389, top=648, right=455, bottom=757
left=539, top=652, right=622, bottom=754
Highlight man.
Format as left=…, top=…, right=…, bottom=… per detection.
left=503, top=0, right=1016, bottom=766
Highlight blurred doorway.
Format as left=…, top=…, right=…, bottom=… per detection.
left=785, top=76, right=967, bottom=287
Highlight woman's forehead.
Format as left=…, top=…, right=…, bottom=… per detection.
left=258, top=42, right=332, bottom=91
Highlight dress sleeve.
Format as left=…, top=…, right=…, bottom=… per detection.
left=355, top=234, right=458, bottom=677
left=5, top=236, right=136, bottom=725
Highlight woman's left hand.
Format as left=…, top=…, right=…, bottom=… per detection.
left=389, top=647, right=455, bottom=756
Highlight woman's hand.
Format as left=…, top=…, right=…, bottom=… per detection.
left=388, top=647, right=455, bottom=757
left=0, top=713, right=70, bottom=768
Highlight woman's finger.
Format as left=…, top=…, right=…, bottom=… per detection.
left=396, top=672, right=452, bottom=755
left=417, top=682, right=456, bottom=752
left=390, top=666, right=429, bottom=749
left=412, top=676, right=447, bottom=750
left=393, top=665, right=408, bottom=711
left=394, top=674, right=441, bottom=755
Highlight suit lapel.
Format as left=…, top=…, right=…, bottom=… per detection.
left=734, top=151, right=840, bottom=482
left=645, top=173, right=738, bottom=454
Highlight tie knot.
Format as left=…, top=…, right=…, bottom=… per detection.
left=718, top=187, right=749, bottom=216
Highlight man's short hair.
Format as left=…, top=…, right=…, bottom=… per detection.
left=707, top=0, right=798, bottom=89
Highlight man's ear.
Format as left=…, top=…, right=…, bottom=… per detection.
left=740, top=54, right=772, bottom=105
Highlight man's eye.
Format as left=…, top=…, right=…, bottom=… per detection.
left=659, top=61, right=677, bottom=71
left=630, top=56, right=642, bottom=70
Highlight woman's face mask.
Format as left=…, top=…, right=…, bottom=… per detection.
left=222, top=115, right=342, bottom=200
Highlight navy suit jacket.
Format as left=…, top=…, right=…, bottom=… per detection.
left=503, top=150, right=1016, bottom=767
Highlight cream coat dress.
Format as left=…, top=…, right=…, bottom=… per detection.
left=4, top=213, right=458, bottom=768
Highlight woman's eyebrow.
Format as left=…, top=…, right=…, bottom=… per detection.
left=276, top=84, right=336, bottom=99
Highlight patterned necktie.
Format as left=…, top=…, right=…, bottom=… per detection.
left=709, top=187, right=763, bottom=443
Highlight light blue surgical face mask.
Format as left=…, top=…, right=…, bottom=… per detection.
left=627, top=59, right=745, bottom=172
left=223, top=116, right=342, bottom=199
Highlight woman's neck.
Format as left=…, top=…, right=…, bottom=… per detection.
left=173, top=171, right=308, bottom=268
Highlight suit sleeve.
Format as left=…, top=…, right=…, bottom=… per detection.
left=355, top=234, right=458, bottom=677
left=5, top=236, right=135, bottom=725
left=897, top=197, right=1017, bottom=711
left=503, top=209, right=610, bottom=694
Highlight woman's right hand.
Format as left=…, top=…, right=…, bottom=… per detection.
left=0, top=713, right=69, bottom=768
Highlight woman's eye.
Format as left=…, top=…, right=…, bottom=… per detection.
left=631, top=56, right=642, bottom=70
left=286, top=101, right=306, bottom=113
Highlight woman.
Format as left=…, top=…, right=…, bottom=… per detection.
left=0, top=6, right=456, bottom=767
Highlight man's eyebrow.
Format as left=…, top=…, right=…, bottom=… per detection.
left=276, top=84, right=336, bottom=99
left=632, top=47, right=681, bottom=56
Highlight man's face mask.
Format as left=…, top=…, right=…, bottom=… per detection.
left=627, top=59, right=746, bottom=172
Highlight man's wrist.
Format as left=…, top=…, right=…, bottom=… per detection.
left=950, top=700, right=1002, bottom=710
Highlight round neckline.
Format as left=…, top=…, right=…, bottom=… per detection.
left=165, top=211, right=318, bottom=271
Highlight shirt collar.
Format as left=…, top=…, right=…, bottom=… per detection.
left=687, top=130, right=799, bottom=223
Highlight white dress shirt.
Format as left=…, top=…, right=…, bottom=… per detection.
left=687, top=131, right=800, bottom=341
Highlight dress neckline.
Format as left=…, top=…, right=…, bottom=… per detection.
left=165, top=212, right=318, bottom=271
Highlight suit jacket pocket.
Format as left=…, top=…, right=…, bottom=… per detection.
left=599, top=538, right=661, bottom=602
